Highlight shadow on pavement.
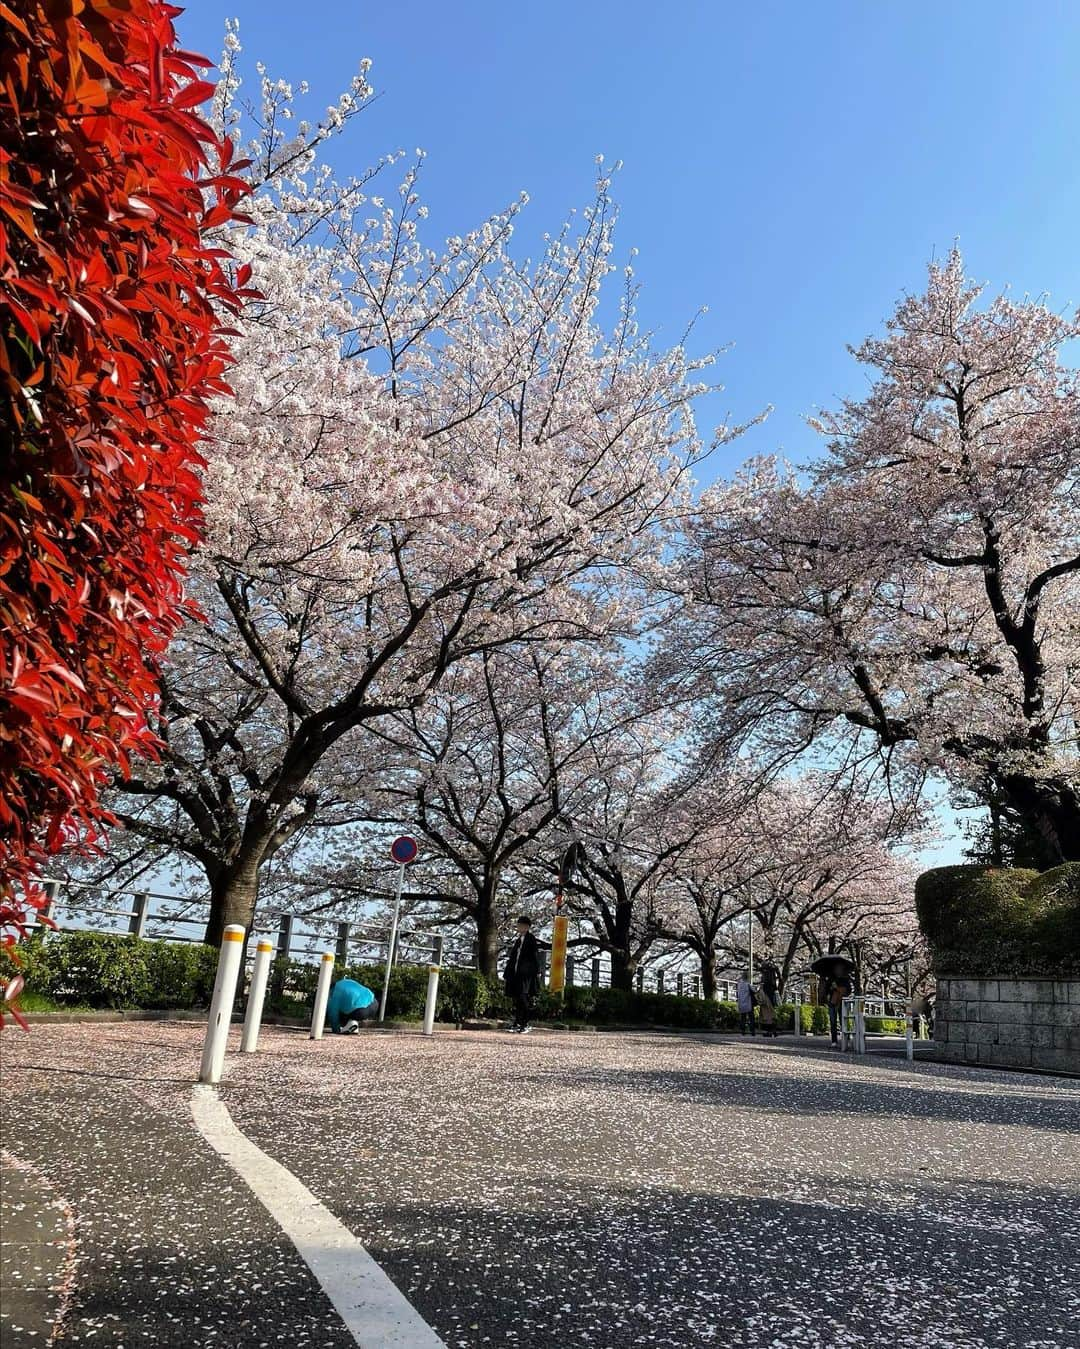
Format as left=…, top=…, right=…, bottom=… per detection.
left=510, top=1059, right=1080, bottom=1134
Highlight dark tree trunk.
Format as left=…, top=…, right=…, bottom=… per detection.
left=700, top=946, right=717, bottom=1000
left=610, top=948, right=635, bottom=992
left=205, top=859, right=262, bottom=946
left=997, top=772, right=1080, bottom=865
left=475, top=884, right=501, bottom=980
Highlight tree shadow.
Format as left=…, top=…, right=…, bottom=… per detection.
left=343, top=1176, right=1079, bottom=1349
left=510, top=1056, right=1080, bottom=1135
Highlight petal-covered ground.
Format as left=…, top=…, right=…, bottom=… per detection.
left=2, top=1022, right=1078, bottom=1348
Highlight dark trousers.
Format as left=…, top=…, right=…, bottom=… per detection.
left=829, top=1002, right=842, bottom=1042
left=739, top=1011, right=755, bottom=1035
left=511, top=986, right=534, bottom=1029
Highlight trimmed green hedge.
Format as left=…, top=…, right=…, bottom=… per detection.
left=4, top=933, right=837, bottom=1033
left=916, top=862, right=1080, bottom=977
left=2, top=932, right=218, bottom=1009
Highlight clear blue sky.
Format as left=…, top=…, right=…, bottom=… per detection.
left=179, top=0, right=1080, bottom=480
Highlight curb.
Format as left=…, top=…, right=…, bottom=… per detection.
left=16, top=1010, right=420, bottom=1031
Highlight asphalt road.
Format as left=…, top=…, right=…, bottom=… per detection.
left=2, top=1023, right=1079, bottom=1348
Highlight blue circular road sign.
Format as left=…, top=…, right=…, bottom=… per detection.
left=390, top=835, right=419, bottom=865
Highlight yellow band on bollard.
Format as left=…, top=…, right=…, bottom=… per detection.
left=223, top=930, right=244, bottom=942
left=257, top=941, right=274, bottom=952
left=428, top=965, right=441, bottom=974
left=321, top=952, right=335, bottom=962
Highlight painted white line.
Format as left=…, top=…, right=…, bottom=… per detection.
left=191, top=1085, right=446, bottom=1349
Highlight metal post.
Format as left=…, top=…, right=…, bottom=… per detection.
left=423, top=936, right=443, bottom=1037
left=549, top=912, right=568, bottom=992
left=378, top=864, right=406, bottom=1024
left=310, top=952, right=335, bottom=1039
left=636, top=966, right=644, bottom=993
left=855, top=994, right=866, bottom=1055
left=657, top=971, right=665, bottom=996
left=676, top=973, right=684, bottom=997
left=793, top=989, right=801, bottom=1037
left=270, top=913, right=293, bottom=1005
left=566, top=955, right=576, bottom=988
left=905, top=1012, right=914, bottom=1062
left=591, top=958, right=601, bottom=989
left=128, top=892, right=149, bottom=939
left=240, top=938, right=274, bottom=1053
left=276, top=913, right=294, bottom=961
left=335, top=921, right=350, bottom=965
left=747, top=911, right=754, bottom=979
left=198, top=925, right=245, bottom=1085
left=38, top=879, right=59, bottom=938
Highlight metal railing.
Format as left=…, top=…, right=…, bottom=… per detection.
left=24, top=880, right=817, bottom=1011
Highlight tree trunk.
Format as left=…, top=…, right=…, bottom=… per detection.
left=700, top=946, right=717, bottom=1000
left=205, top=860, right=262, bottom=946
left=998, top=772, right=1080, bottom=864
left=475, top=900, right=501, bottom=980
left=610, top=948, right=635, bottom=992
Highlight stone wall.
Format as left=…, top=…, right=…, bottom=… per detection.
left=934, top=977, right=1080, bottom=1074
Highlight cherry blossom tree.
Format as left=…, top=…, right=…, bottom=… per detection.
left=105, top=49, right=736, bottom=943
left=670, top=254, right=1079, bottom=863
left=325, top=646, right=638, bottom=977
left=551, top=713, right=706, bottom=991
left=655, top=772, right=918, bottom=998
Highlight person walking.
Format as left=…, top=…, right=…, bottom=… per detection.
left=504, top=915, right=541, bottom=1034
left=736, top=971, right=756, bottom=1035
left=819, top=962, right=853, bottom=1049
left=759, top=961, right=780, bottom=1037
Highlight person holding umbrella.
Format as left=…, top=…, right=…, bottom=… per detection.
left=813, top=955, right=855, bottom=1049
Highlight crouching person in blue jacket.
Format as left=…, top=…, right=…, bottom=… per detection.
left=328, top=977, right=377, bottom=1034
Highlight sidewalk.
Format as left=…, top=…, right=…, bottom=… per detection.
left=0, top=1026, right=358, bottom=1347
left=0, top=1155, right=75, bottom=1346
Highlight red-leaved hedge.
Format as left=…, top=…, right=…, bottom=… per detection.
left=0, top=0, right=253, bottom=953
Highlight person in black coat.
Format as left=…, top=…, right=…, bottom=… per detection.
left=759, top=961, right=781, bottom=1037
left=504, top=915, right=541, bottom=1034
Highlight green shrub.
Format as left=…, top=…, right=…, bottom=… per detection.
left=916, top=863, right=1080, bottom=977
left=865, top=1016, right=906, bottom=1034
left=143, top=942, right=218, bottom=1009
left=3, top=931, right=221, bottom=1010
left=43, top=931, right=153, bottom=1008
left=774, top=1002, right=815, bottom=1034
left=810, top=1005, right=830, bottom=1036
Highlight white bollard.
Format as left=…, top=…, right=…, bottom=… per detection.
left=423, top=963, right=441, bottom=1037
left=198, top=924, right=246, bottom=1085
left=905, top=1012, right=914, bottom=1062
left=309, top=952, right=336, bottom=1039
left=793, top=992, right=801, bottom=1038
left=240, top=937, right=274, bottom=1053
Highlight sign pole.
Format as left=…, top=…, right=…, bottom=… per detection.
left=378, top=835, right=418, bottom=1024
left=378, top=863, right=405, bottom=1024
left=549, top=842, right=576, bottom=994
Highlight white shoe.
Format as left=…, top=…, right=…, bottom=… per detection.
left=519, top=1025, right=533, bottom=1035
left=344, top=1020, right=360, bottom=1035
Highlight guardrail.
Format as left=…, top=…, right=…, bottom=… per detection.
left=24, top=879, right=820, bottom=1009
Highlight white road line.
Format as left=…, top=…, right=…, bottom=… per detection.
left=190, top=1085, right=446, bottom=1349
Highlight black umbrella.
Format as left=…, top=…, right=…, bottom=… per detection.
left=810, top=954, right=856, bottom=977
